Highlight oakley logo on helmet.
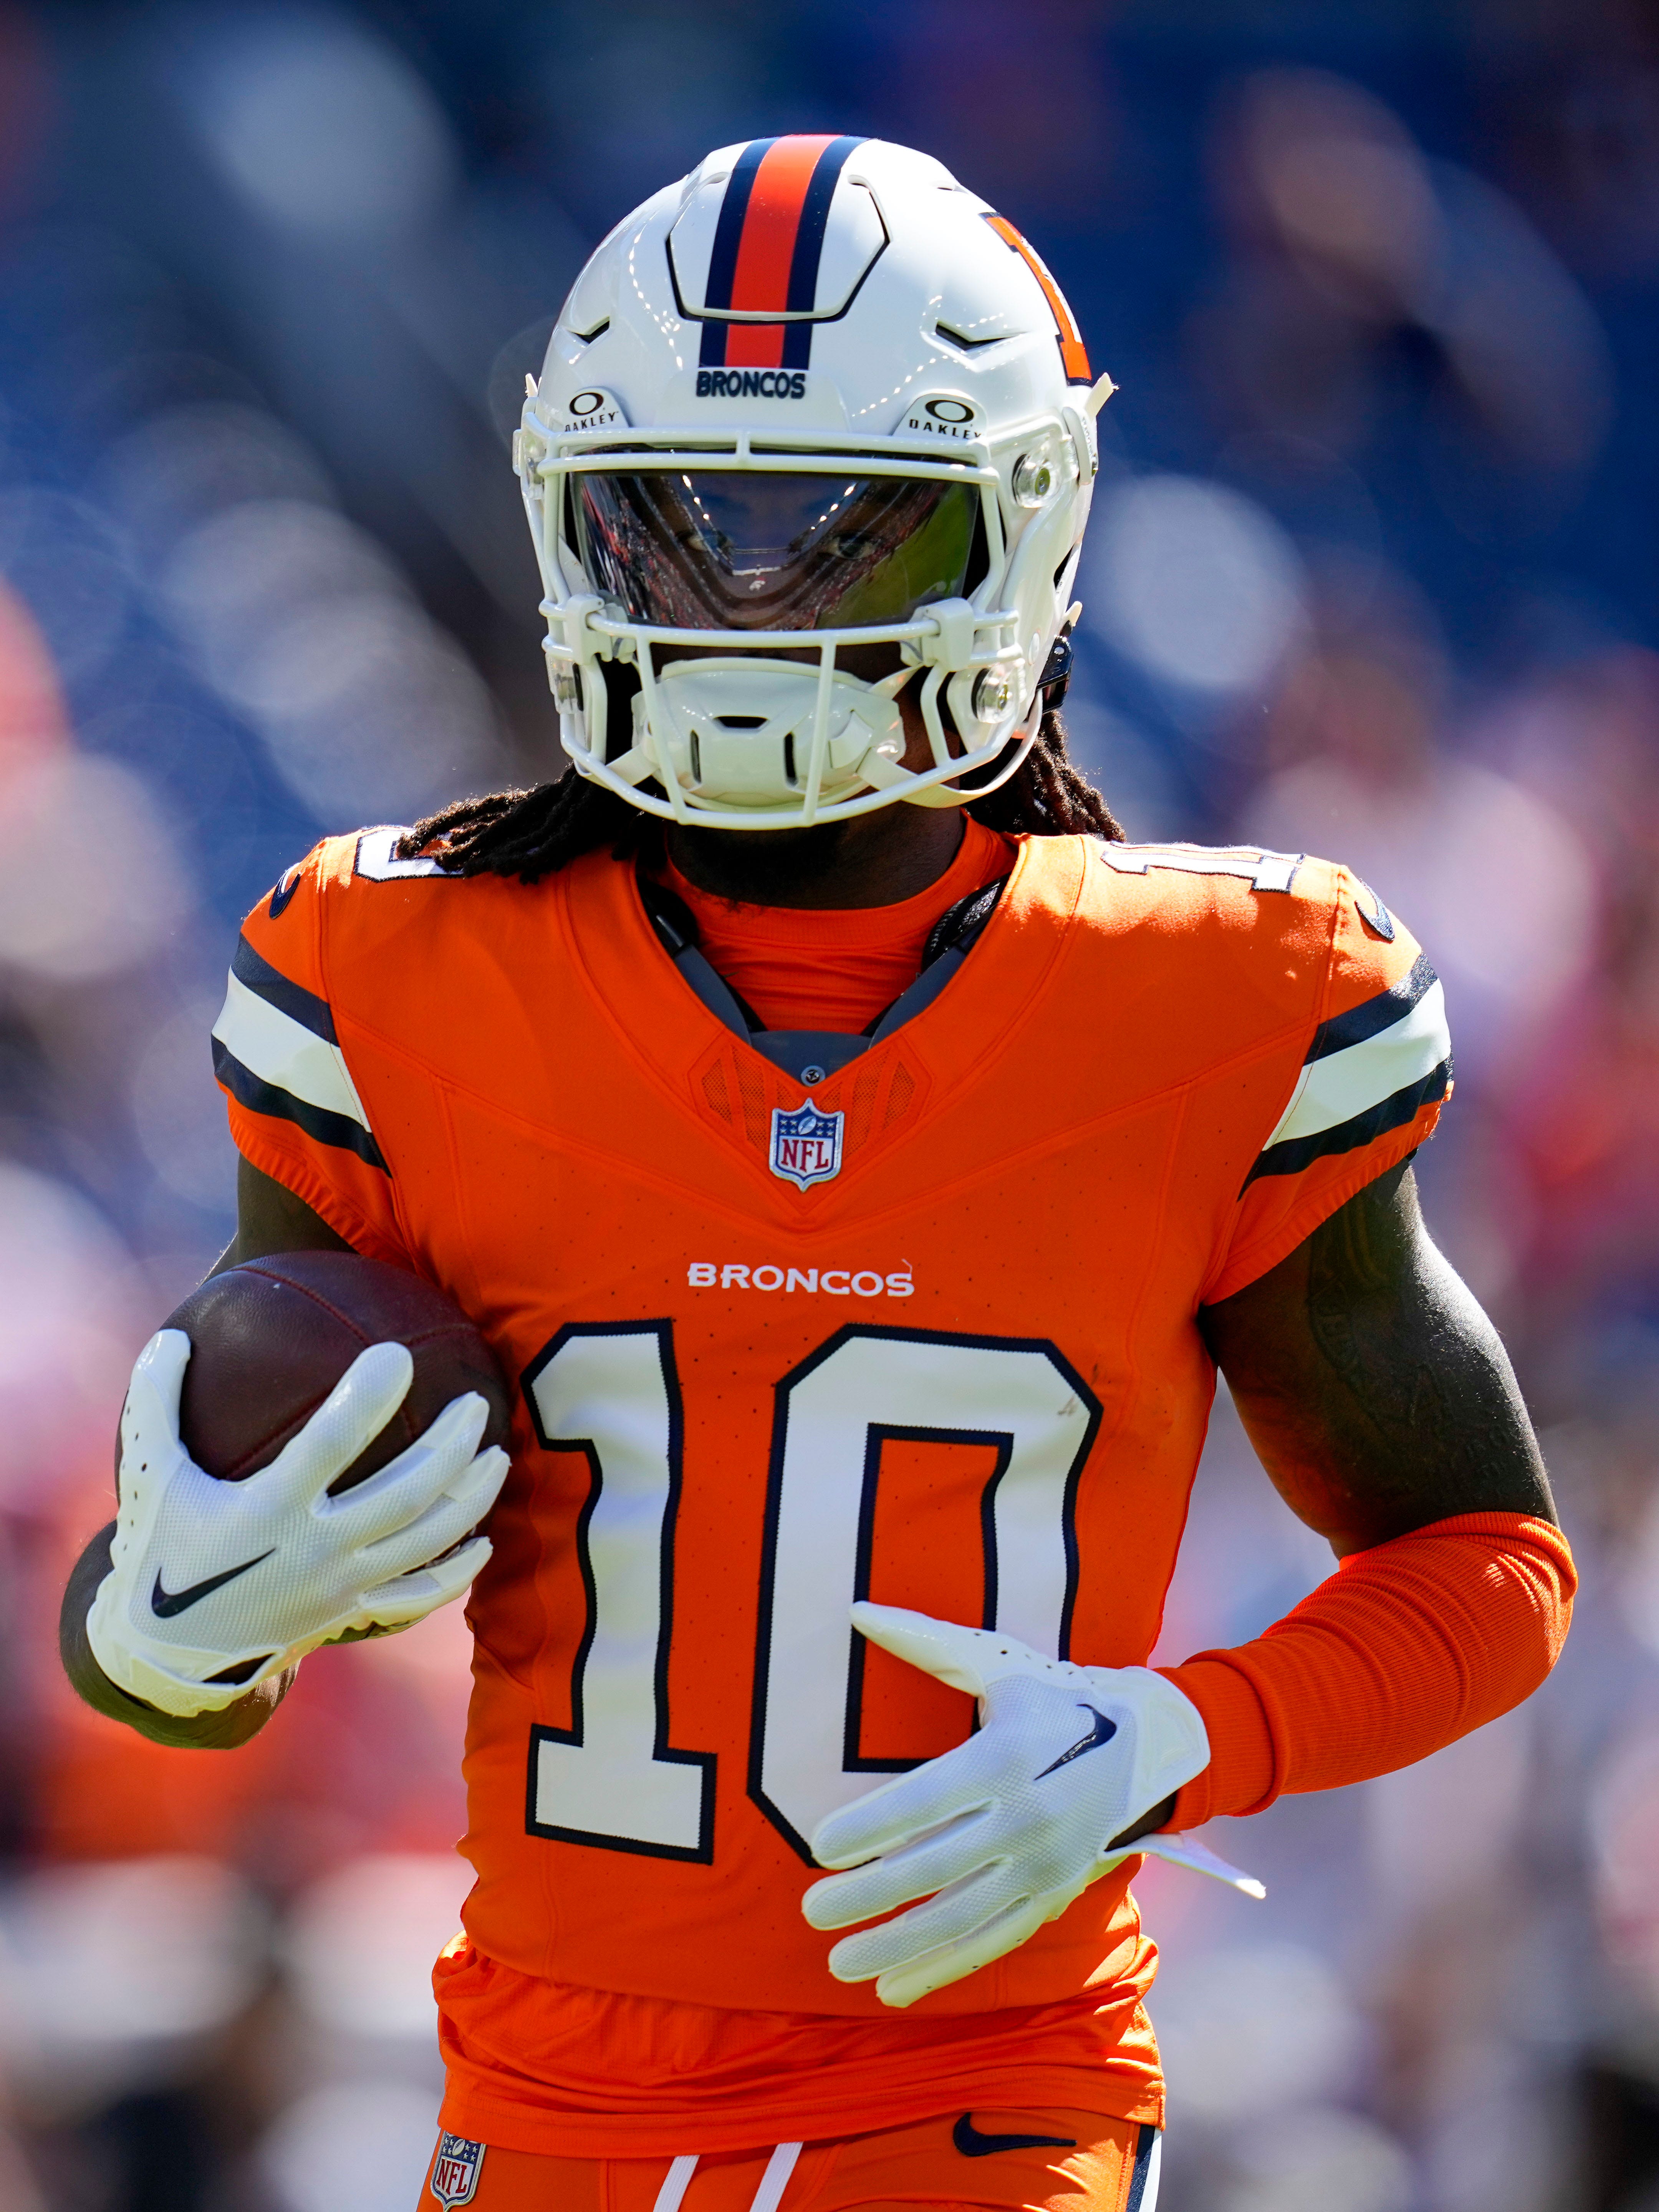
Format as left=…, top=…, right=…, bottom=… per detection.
left=557, top=387, right=626, bottom=433
left=904, top=394, right=985, bottom=441
left=696, top=368, right=808, bottom=399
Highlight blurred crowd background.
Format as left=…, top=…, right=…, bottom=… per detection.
left=0, top=0, right=1656, bottom=2207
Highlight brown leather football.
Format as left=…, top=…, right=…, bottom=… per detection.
left=161, top=1252, right=512, bottom=1492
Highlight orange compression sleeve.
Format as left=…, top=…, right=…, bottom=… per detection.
left=1158, top=1512, right=1576, bottom=1829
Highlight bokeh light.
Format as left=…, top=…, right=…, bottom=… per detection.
left=1086, top=475, right=1307, bottom=699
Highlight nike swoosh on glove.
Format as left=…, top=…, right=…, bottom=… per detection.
left=802, top=1603, right=1263, bottom=2008
left=87, top=1327, right=510, bottom=1717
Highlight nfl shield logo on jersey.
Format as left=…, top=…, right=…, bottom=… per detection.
left=769, top=1098, right=844, bottom=1189
left=429, top=2134, right=485, bottom=2205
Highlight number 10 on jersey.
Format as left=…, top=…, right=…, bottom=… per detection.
left=521, top=1321, right=1103, bottom=1864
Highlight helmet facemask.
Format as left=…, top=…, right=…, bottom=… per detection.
left=520, top=431, right=1063, bottom=830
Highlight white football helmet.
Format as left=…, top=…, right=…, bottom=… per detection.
left=514, top=135, right=1115, bottom=830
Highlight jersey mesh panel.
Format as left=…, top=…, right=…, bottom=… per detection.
left=846, top=1055, right=923, bottom=1148
left=733, top=1054, right=773, bottom=1148
left=846, top=1059, right=884, bottom=1149
left=884, top=1061, right=916, bottom=1127
left=699, top=1045, right=925, bottom=1156
left=702, top=1059, right=733, bottom=1125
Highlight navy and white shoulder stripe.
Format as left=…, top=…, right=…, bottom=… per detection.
left=211, top=935, right=387, bottom=1172
left=1126, top=2126, right=1161, bottom=2212
left=1244, top=953, right=1450, bottom=1188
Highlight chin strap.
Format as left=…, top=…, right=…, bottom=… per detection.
left=636, top=870, right=1008, bottom=1086
left=1037, top=627, right=1074, bottom=716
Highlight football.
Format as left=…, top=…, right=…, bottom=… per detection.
left=160, top=1251, right=512, bottom=1493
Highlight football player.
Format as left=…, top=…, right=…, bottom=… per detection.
left=63, top=138, right=1571, bottom=2212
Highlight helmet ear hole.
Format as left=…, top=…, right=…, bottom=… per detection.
left=598, top=660, right=642, bottom=763
left=962, top=504, right=991, bottom=599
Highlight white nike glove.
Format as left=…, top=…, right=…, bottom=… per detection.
left=87, top=1327, right=511, bottom=1717
left=802, top=1603, right=1264, bottom=2008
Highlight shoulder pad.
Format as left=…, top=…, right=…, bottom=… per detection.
left=1094, top=840, right=1305, bottom=895
left=352, top=826, right=454, bottom=882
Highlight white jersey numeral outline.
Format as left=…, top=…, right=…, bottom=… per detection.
left=520, top=1321, right=1101, bottom=1864
left=1096, top=840, right=1304, bottom=893
left=523, top=1322, right=715, bottom=1860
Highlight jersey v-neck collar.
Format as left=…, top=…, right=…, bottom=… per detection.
left=556, top=831, right=1087, bottom=1205
left=654, top=817, right=1015, bottom=1036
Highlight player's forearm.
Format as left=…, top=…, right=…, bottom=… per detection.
left=1161, top=1509, right=1574, bottom=1824
left=59, top=1523, right=294, bottom=1750
left=1174, top=1168, right=1571, bottom=1829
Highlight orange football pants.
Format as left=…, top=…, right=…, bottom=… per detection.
left=420, top=2111, right=1161, bottom=2211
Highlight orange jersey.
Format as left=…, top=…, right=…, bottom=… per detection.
left=213, top=830, right=1449, bottom=2148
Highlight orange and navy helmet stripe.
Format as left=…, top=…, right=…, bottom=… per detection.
left=984, top=214, right=1093, bottom=384
left=699, top=134, right=866, bottom=370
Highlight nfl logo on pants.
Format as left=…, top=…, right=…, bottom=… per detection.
left=429, top=2134, right=485, bottom=2205
left=770, top=1099, right=844, bottom=1189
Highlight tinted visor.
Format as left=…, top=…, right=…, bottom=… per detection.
left=571, top=471, right=978, bottom=631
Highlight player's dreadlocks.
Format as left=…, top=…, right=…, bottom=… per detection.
left=399, top=709, right=1124, bottom=883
